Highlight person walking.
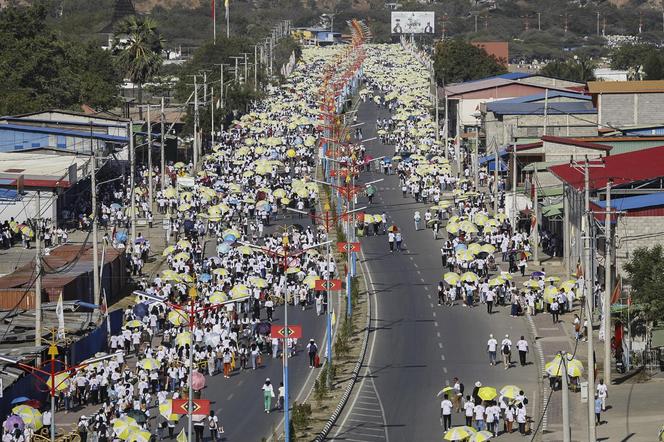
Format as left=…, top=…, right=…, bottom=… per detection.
left=395, top=231, right=403, bottom=251
left=551, top=299, right=560, bottom=324
left=517, top=336, right=529, bottom=366
left=388, top=231, right=395, bottom=252
left=486, top=287, right=495, bottom=314
left=262, top=378, right=275, bottom=413
left=463, top=396, right=474, bottom=426
left=208, top=410, right=223, bottom=440
left=440, top=394, right=453, bottom=430
left=594, top=395, right=603, bottom=425
left=501, top=334, right=512, bottom=369
left=414, top=211, right=421, bottom=230
left=596, top=379, right=608, bottom=411
left=306, top=339, right=318, bottom=368
left=487, top=334, right=498, bottom=366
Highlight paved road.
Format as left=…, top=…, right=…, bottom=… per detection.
left=165, top=220, right=332, bottom=441
left=329, top=98, right=539, bottom=441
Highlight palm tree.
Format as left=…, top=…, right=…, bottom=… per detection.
left=113, top=16, right=164, bottom=119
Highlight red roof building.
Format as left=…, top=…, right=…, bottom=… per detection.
left=548, top=145, right=664, bottom=191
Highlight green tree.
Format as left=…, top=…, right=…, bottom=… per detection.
left=623, top=245, right=664, bottom=323
left=113, top=15, right=165, bottom=118
left=610, top=44, right=655, bottom=70
left=433, top=38, right=507, bottom=84
left=0, top=2, right=121, bottom=115
left=539, top=57, right=596, bottom=83
left=643, top=53, right=664, bottom=80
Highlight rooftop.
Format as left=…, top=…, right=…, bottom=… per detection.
left=548, top=145, right=664, bottom=191
left=0, top=123, right=127, bottom=143
left=587, top=80, right=664, bottom=94
left=595, top=192, right=664, bottom=211
left=541, top=135, right=611, bottom=151
left=489, top=90, right=591, bottom=105
left=487, top=101, right=596, bottom=116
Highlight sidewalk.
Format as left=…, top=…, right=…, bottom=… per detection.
left=523, top=256, right=663, bottom=442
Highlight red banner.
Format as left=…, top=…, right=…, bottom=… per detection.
left=337, top=242, right=360, bottom=253
left=314, top=279, right=342, bottom=291
left=271, top=325, right=302, bottom=340
left=172, top=399, right=210, bottom=416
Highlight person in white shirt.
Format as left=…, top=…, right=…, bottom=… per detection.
left=463, top=396, right=474, bottom=426
left=517, top=336, right=529, bottom=366
left=487, top=334, right=498, bottom=366
left=440, top=394, right=453, bottom=430
left=596, top=379, right=608, bottom=411
left=473, top=403, right=486, bottom=431
left=501, top=334, right=513, bottom=369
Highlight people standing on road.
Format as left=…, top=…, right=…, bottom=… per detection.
left=594, top=395, right=603, bottom=425
left=550, top=298, right=560, bottom=324
left=473, top=401, right=486, bottom=431
left=516, top=403, right=527, bottom=434
left=452, top=377, right=464, bottom=412
left=262, top=378, right=274, bottom=413
left=501, top=334, right=513, bottom=369
left=208, top=410, right=223, bottom=440
left=517, top=336, right=529, bottom=366
left=388, top=230, right=395, bottom=252
left=596, top=379, right=608, bottom=411
left=278, top=382, right=285, bottom=410
left=487, top=334, right=498, bottom=366
left=414, top=211, right=421, bottom=230
left=395, top=231, right=403, bottom=251
left=463, top=395, right=474, bottom=426
left=440, top=394, right=453, bottom=430
left=486, top=286, right=495, bottom=314
left=306, top=339, right=319, bottom=368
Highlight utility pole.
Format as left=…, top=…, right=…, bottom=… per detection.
left=193, top=75, right=199, bottom=170
left=474, top=14, right=478, bottom=33
left=639, top=11, right=643, bottom=34
left=543, top=88, right=549, bottom=136
left=603, top=179, right=612, bottom=386
left=561, top=353, right=572, bottom=442
left=511, top=134, right=517, bottom=232
left=34, top=190, right=42, bottom=350
left=597, top=12, right=600, bottom=36
left=211, top=87, right=215, bottom=146
left=160, top=97, right=165, bottom=192
left=146, top=105, right=153, bottom=214
left=582, top=157, right=596, bottom=442
left=230, top=56, right=242, bottom=83
left=493, top=146, right=499, bottom=214
left=532, top=169, right=539, bottom=264
left=537, top=12, right=541, bottom=31
left=129, top=121, right=136, bottom=246
left=254, top=45, right=259, bottom=91
left=91, top=152, right=100, bottom=307
left=242, top=52, right=249, bottom=85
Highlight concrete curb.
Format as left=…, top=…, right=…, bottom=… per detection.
left=314, top=252, right=372, bottom=442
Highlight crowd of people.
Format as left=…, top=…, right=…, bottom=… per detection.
left=1, top=45, right=348, bottom=442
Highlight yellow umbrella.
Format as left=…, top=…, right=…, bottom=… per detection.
left=443, top=272, right=460, bottom=285
left=175, top=332, right=193, bottom=347
left=544, top=286, right=559, bottom=302
left=448, top=215, right=462, bottom=224
left=173, top=162, right=186, bottom=169
left=488, top=277, right=504, bottom=287
left=456, top=250, right=475, bottom=262
left=477, top=386, right=498, bottom=401
left=523, top=280, right=540, bottom=289
left=559, top=279, right=577, bottom=292
left=212, top=268, right=229, bottom=276
left=20, top=226, right=34, bottom=237
left=209, top=292, right=228, bottom=304
left=480, top=244, right=496, bottom=254
left=459, top=220, right=478, bottom=233
left=230, top=284, right=249, bottom=298
left=443, top=426, right=477, bottom=441
left=500, top=272, right=513, bottom=281
left=249, top=276, right=268, bottom=288
left=545, top=276, right=561, bottom=283
left=112, top=416, right=139, bottom=439
left=237, top=245, right=254, bottom=256
left=273, top=189, right=287, bottom=198
left=177, top=239, right=192, bottom=249
left=304, top=274, right=321, bottom=289
left=363, top=214, right=375, bottom=224
left=445, top=222, right=460, bottom=234
left=286, top=266, right=301, bottom=274
left=158, top=400, right=179, bottom=421
left=460, top=272, right=479, bottom=283
left=223, top=229, right=241, bottom=239
left=467, top=243, right=482, bottom=255
left=567, top=362, right=584, bottom=378
left=499, top=385, right=521, bottom=399
left=161, top=270, right=180, bottom=282
left=45, top=372, right=70, bottom=392
left=11, top=405, right=42, bottom=430
left=174, top=252, right=190, bottom=261
left=167, top=310, right=189, bottom=326
left=124, top=320, right=143, bottom=329
left=163, top=187, right=177, bottom=198
left=127, top=429, right=152, bottom=442
left=178, top=273, right=194, bottom=283
left=469, top=430, right=494, bottom=442
left=177, top=203, right=191, bottom=212
left=474, top=213, right=489, bottom=226
left=162, top=245, right=176, bottom=256
left=138, top=358, right=161, bottom=370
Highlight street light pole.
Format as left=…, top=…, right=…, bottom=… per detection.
left=129, top=121, right=136, bottom=246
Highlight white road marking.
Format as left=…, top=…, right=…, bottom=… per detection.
left=434, top=321, right=438, bottom=327
left=436, top=332, right=441, bottom=338
left=443, top=367, right=448, bottom=373
left=438, top=343, right=443, bottom=349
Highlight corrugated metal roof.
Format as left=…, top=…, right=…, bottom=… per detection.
left=542, top=136, right=611, bottom=151
left=595, top=192, right=664, bottom=211
left=0, top=123, right=127, bottom=143
left=549, top=145, right=664, bottom=191
left=487, top=101, right=596, bottom=116
left=588, top=80, right=664, bottom=94
left=445, top=78, right=514, bottom=95
left=489, top=90, right=591, bottom=105
left=464, top=72, right=532, bottom=84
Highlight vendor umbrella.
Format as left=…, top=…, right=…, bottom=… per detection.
left=443, top=426, right=476, bottom=440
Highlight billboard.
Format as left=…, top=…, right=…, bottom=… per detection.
left=391, top=11, right=435, bottom=34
